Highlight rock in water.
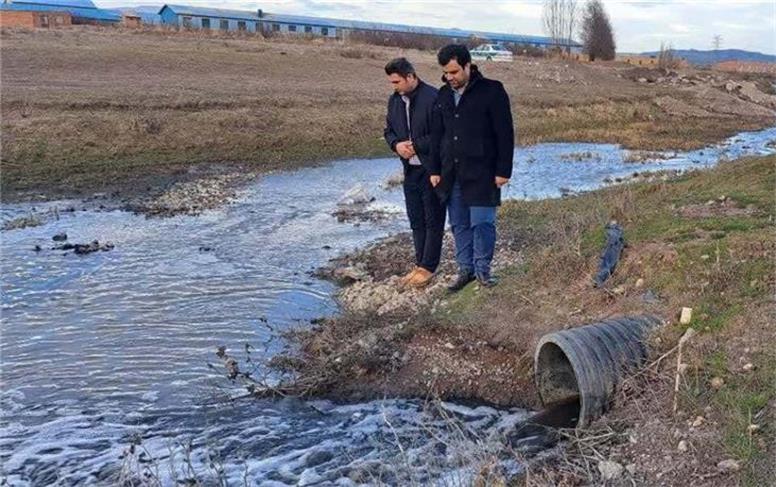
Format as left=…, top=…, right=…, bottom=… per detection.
left=54, top=240, right=115, bottom=255
left=381, top=170, right=404, bottom=189
left=52, top=232, right=68, bottom=242
left=74, top=241, right=114, bottom=254
left=332, top=265, right=368, bottom=284
left=338, top=183, right=374, bottom=206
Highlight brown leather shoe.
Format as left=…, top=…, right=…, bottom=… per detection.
left=407, top=267, right=434, bottom=288
left=399, top=267, right=420, bottom=286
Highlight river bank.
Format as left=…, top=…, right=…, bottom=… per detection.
left=278, top=154, right=775, bottom=485
left=3, top=27, right=776, bottom=208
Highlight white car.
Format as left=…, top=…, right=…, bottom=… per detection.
left=470, top=44, right=514, bottom=62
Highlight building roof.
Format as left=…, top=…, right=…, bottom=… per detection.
left=261, top=12, right=581, bottom=47
left=1, top=0, right=121, bottom=21
left=153, top=3, right=580, bottom=47
left=4, top=0, right=96, bottom=8
left=159, top=4, right=259, bottom=22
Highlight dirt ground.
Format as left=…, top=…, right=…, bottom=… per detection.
left=2, top=26, right=775, bottom=210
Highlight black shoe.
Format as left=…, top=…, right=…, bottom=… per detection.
left=448, top=270, right=475, bottom=292
left=476, top=273, right=498, bottom=288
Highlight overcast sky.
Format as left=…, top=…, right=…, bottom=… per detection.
left=98, top=0, right=776, bottom=54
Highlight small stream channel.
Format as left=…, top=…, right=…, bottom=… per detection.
left=1, top=127, right=774, bottom=485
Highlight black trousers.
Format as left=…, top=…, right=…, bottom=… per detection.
left=403, top=165, right=446, bottom=272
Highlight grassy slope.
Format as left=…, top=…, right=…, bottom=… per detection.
left=439, top=155, right=774, bottom=484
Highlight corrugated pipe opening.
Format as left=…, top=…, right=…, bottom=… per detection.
left=534, top=316, right=662, bottom=428
left=535, top=341, right=582, bottom=425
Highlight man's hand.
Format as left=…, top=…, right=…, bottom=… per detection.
left=395, top=141, right=415, bottom=159
left=495, top=176, right=510, bottom=188
left=430, top=175, right=441, bottom=187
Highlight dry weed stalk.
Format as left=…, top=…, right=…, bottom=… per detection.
left=673, top=327, right=697, bottom=414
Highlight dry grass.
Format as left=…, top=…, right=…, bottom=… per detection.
left=436, top=155, right=775, bottom=485
left=1, top=27, right=390, bottom=199
left=2, top=26, right=773, bottom=201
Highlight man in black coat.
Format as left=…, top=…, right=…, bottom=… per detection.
left=384, top=57, right=446, bottom=288
left=429, top=44, right=515, bottom=290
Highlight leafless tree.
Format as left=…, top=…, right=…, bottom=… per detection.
left=543, top=0, right=562, bottom=50
left=580, top=0, right=616, bottom=61
left=658, top=41, right=681, bottom=70
left=543, top=0, right=578, bottom=54
left=564, top=0, right=578, bottom=54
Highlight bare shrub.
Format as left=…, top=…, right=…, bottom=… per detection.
left=131, top=23, right=265, bottom=41
left=143, top=117, right=163, bottom=135
left=115, top=434, right=247, bottom=487
left=2, top=212, right=42, bottom=230
left=20, top=99, right=32, bottom=118
left=130, top=116, right=163, bottom=135
left=658, top=41, right=682, bottom=70
left=345, top=30, right=488, bottom=51
left=339, top=47, right=377, bottom=60
left=511, top=43, right=548, bottom=58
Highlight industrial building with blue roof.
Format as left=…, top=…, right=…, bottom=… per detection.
left=157, top=3, right=580, bottom=49
left=0, top=0, right=121, bottom=23
left=160, top=4, right=260, bottom=32
left=1, top=0, right=580, bottom=49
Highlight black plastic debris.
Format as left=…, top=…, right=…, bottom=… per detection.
left=593, top=222, right=624, bottom=287
left=53, top=240, right=114, bottom=255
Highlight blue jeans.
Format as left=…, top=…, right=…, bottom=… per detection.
left=448, top=182, right=497, bottom=277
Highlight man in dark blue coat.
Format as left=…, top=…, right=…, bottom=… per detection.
left=429, top=45, right=515, bottom=290
left=384, top=58, right=446, bottom=288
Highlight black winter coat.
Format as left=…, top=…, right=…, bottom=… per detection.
left=429, top=66, right=515, bottom=206
left=383, top=80, right=439, bottom=171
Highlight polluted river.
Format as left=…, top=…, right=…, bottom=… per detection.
left=2, top=127, right=775, bottom=485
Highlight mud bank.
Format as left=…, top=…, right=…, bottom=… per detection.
left=300, top=231, right=536, bottom=407
left=2, top=164, right=256, bottom=223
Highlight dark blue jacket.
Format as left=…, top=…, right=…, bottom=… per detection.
left=429, top=66, right=515, bottom=206
left=383, top=80, right=439, bottom=171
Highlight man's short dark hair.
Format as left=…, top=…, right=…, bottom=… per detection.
left=384, top=57, right=416, bottom=77
left=437, top=44, right=471, bottom=67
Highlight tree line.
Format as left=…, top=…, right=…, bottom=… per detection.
left=543, top=0, right=615, bottom=61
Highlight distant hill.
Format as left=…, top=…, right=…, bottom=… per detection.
left=639, top=49, right=776, bottom=66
